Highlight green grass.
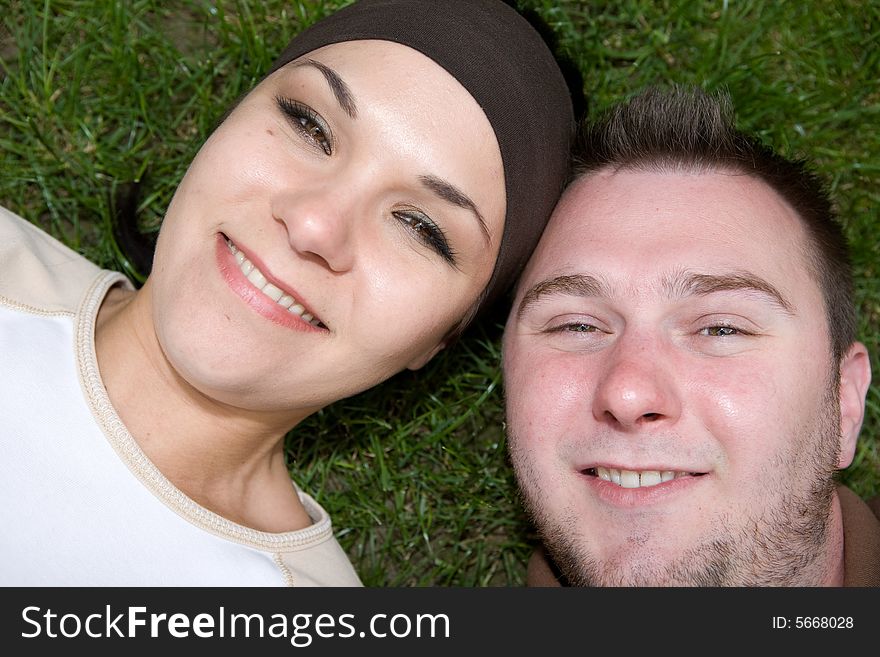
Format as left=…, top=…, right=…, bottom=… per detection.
left=1, top=0, right=877, bottom=586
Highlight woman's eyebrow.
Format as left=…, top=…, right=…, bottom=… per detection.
left=419, top=174, right=490, bottom=243
left=291, top=59, right=358, bottom=119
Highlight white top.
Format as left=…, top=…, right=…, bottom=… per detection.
left=0, top=206, right=362, bottom=586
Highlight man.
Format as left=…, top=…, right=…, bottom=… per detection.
left=502, top=85, right=879, bottom=586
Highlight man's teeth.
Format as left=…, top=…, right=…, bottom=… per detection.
left=595, top=467, right=691, bottom=489
left=226, top=238, right=324, bottom=327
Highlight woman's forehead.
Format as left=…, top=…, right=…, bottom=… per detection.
left=266, top=39, right=506, bottom=229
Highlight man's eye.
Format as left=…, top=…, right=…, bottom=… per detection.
left=701, top=325, right=740, bottom=337
left=393, top=211, right=456, bottom=265
left=566, top=323, right=599, bottom=333
left=545, top=322, right=600, bottom=334
left=275, top=96, right=332, bottom=155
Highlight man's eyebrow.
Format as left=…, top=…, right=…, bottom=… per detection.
left=674, top=271, right=795, bottom=314
left=419, top=174, right=491, bottom=243
left=517, top=274, right=606, bottom=319
left=291, top=59, right=357, bottom=119
left=516, top=270, right=795, bottom=319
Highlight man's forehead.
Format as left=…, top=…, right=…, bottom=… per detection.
left=516, top=168, right=817, bottom=302
left=542, top=168, right=805, bottom=258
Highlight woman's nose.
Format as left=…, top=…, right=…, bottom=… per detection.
left=271, top=187, right=356, bottom=273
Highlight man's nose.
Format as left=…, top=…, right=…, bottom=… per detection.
left=591, top=335, right=681, bottom=430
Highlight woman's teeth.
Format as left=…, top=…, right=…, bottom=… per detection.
left=226, top=238, right=324, bottom=328
left=593, top=467, right=695, bottom=489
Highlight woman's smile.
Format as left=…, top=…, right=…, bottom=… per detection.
left=216, top=232, right=328, bottom=332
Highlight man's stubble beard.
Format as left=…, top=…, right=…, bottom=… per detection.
left=507, top=384, right=842, bottom=587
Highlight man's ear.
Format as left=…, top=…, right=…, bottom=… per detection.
left=406, top=341, right=447, bottom=371
left=837, top=342, right=872, bottom=468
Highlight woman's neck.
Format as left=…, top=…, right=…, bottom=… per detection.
left=94, top=280, right=313, bottom=532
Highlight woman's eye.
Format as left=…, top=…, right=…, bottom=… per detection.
left=275, top=96, right=332, bottom=155
left=393, top=210, right=456, bottom=264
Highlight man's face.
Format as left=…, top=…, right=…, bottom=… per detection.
left=503, top=168, right=852, bottom=586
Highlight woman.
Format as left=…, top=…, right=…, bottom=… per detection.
left=0, top=0, right=573, bottom=585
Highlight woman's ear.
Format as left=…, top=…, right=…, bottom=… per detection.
left=837, top=342, right=872, bottom=468
left=406, top=341, right=447, bottom=371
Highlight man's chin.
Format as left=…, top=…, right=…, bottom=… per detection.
left=541, top=526, right=738, bottom=587
left=547, top=548, right=673, bottom=587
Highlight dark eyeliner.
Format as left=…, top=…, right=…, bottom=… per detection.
left=393, top=210, right=458, bottom=265
left=274, top=95, right=333, bottom=155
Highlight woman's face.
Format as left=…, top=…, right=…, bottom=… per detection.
left=147, top=40, right=505, bottom=415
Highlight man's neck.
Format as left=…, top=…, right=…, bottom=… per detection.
left=820, top=491, right=847, bottom=586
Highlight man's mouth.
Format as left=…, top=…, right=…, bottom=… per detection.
left=583, top=467, right=707, bottom=489
left=224, top=236, right=326, bottom=329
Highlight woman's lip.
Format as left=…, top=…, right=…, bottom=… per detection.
left=221, top=232, right=324, bottom=323
left=215, top=233, right=327, bottom=333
